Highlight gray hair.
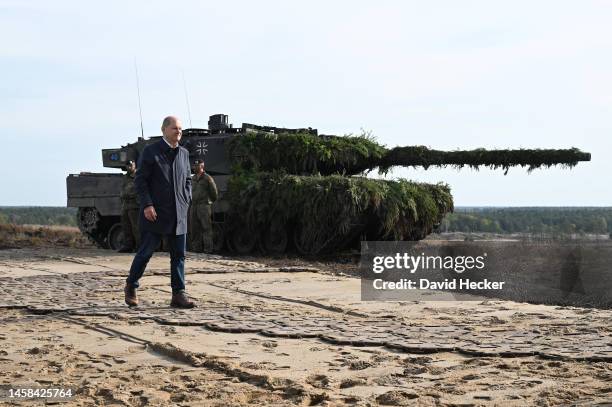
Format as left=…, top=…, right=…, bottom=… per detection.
left=161, top=116, right=178, bottom=129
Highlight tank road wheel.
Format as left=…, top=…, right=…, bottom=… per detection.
left=107, top=223, right=124, bottom=251
left=230, top=229, right=257, bottom=254
left=259, top=221, right=288, bottom=255
left=212, top=223, right=225, bottom=252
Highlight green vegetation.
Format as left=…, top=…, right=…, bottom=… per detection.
left=228, top=132, right=590, bottom=175
left=228, top=131, right=386, bottom=175
left=226, top=171, right=453, bottom=250
left=0, top=207, right=77, bottom=226
left=380, top=147, right=590, bottom=174
left=224, top=132, right=591, bottom=247
left=441, top=207, right=612, bottom=235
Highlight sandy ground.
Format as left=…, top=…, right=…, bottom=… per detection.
left=0, top=247, right=610, bottom=406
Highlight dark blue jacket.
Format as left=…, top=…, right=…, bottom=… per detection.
left=135, top=139, right=192, bottom=235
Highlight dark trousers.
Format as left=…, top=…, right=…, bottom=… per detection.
left=126, top=231, right=186, bottom=293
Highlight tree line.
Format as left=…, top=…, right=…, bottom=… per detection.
left=0, top=207, right=77, bottom=227
left=440, top=207, right=612, bottom=235
left=1, top=206, right=611, bottom=236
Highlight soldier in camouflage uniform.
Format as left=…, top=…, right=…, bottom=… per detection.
left=118, top=161, right=140, bottom=252
left=190, top=160, right=218, bottom=253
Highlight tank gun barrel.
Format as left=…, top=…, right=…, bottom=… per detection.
left=379, top=146, right=592, bottom=174
left=228, top=132, right=591, bottom=176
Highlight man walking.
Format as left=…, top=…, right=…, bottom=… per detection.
left=118, top=160, right=139, bottom=252
left=189, top=160, right=218, bottom=253
left=124, top=116, right=195, bottom=308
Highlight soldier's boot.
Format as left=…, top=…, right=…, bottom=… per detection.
left=124, top=284, right=138, bottom=307
left=170, top=291, right=195, bottom=309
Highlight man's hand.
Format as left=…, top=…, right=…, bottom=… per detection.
left=144, top=205, right=157, bottom=222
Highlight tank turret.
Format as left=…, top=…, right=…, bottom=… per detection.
left=67, top=114, right=590, bottom=254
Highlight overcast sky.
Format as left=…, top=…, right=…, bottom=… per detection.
left=1, top=1, right=610, bottom=206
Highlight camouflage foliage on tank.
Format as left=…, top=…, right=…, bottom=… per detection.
left=226, top=171, right=453, bottom=254
left=221, top=131, right=590, bottom=252
left=379, top=146, right=591, bottom=174
left=228, top=132, right=590, bottom=175
left=227, top=132, right=385, bottom=175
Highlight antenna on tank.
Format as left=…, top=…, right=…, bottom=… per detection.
left=181, top=69, right=193, bottom=128
left=134, top=58, right=145, bottom=141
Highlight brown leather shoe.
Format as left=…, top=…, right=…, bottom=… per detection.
left=170, top=291, right=195, bottom=309
left=124, top=284, right=138, bottom=307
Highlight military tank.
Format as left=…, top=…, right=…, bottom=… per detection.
left=66, top=113, right=590, bottom=254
